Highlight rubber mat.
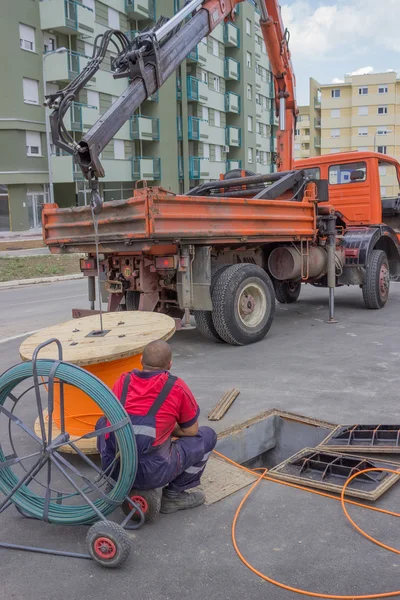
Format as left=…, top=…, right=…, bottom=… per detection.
left=200, top=455, right=255, bottom=505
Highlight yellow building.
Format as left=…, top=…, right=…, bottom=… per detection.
left=294, top=78, right=321, bottom=160
left=320, top=71, right=400, bottom=195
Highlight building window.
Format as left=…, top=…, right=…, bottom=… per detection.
left=202, top=106, right=209, bottom=122
left=331, top=89, right=340, bottom=98
left=108, top=7, right=120, bottom=29
left=87, top=90, right=99, bottom=110
left=359, top=87, right=368, bottom=95
left=203, top=143, right=210, bottom=159
left=358, top=106, right=368, bottom=116
left=295, top=143, right=300, bottom=150
left=256, top=93, right=261, bottom=105
left=247, top=116, right=253, bottom=132
left=261, top=40, right=266, bottom=54
left=212, top=39, right=219, bottom=57
left=214, top=110, right=221, bottom=127
left=23, top=78, right=39, bottom=105
left=84, top=42, right=94, bottom=57
left=358, top=127, right=368, bottom=136
left=331, top=129, right=340, bottom=138
left=246, top=18, right=251, bottom=35
left=201, top=71, right=208, bottom=84
left=248, top=147, right=253, bottom=163
left=377, top=128, right=389, bottom=135
left=330, top=109, right=340, bottom=119
left=262, top=96, right=268, bottom=109
left=114, top=139, right=125, bottom=160
left=213, top=76, right=220, bottom=92
left=43, top=33, right=56, bottom=53
left=247, top=84, right=252, bottom=100
left=295, top=128, right=300, bottom=136
left=378, top=106, right=388, bottom=115
left=377, top=146, right=387, bottom=154
left=246, top=52, right=252, bottom=68
left=26, top=131, right=42, bottom=156
left=378, top=86, right=388, bottom=94
left=19, top=24, right=35, bottom=52
left=215, top=145, right=222, bottom=162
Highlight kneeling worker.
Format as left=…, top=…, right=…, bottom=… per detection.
left=98, top=340, right=217, bottom=514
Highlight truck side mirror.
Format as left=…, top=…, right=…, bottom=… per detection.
left=350, top=170, right=365, bottom=181
left=309, top=179, right=329, bottom=203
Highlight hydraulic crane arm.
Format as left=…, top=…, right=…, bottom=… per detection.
left=47, top=0, right=242, bottom=183
left=256, top=0, right=297, bottom=171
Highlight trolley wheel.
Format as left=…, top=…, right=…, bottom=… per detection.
left=212, top=264, right=275, bottom=346
left=87, top=521, right=131, bottom=568
left=362, top=249, right=390, bottom=309
left=126, top=291, right=140, bottom=311
left=122, top=488, right=161, bottom=523
left=193, top=265, right=230, bottom=343
left=273, top=280, right=301, bottom=304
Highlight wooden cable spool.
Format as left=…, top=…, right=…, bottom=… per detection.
left=20, top=312, right=176, bottom=453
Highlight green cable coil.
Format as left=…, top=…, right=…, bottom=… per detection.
left=0, top=360, right=137, bottom=525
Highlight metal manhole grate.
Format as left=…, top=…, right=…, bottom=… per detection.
left=319, top=425, right=400, bottom=453
left=268, top=448, right=400, bottom=500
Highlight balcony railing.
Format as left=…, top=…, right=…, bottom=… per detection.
left=226, top=126, right=242, bottom=147
left=224, top=22, right=240, bottom=47
left=178, top=156, right=184, bottom=180
left=314, top=137, right=321, bottom=148
left=189, top=157, right=207, bottom=180
left=188, top=116, right=201, bottom=140
left=226, top=159, right=242, bottom=172
left=131, top=116, right=160, bottom=141
left=187, top=76, right=199, bottom=101
left=187, top=46, right=199, bottom=62
left=125, top=0, right=155, bottom=20
left=315, top=118, right=321, bottom=128
left=177, top=117, right=183, bottom=140
left=132, top=157, right=161, bottom=180
left=225, top=91, right=241, bottom=114
left=224, top=57, right=240, bottom=81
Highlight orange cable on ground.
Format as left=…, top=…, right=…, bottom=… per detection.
left=213, top=450, right=400, bottom=599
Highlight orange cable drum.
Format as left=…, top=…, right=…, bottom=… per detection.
left=20, top=312, right=175, bottom=450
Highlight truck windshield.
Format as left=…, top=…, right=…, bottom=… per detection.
left=379, top=161, right=400, bottom=199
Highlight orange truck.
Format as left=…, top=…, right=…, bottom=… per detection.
left=42, top=0, right=400, bottom=345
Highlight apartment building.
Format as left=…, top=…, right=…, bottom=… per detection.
left=294, top=78, right=321, bottom=160
left=0, top=0, right=276, bottom=232
left=320, top=71, right=400, bottom=195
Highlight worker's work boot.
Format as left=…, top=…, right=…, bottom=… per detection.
left=160, top=488, right=205, bottom=514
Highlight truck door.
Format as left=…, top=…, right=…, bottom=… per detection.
left=379, top=160, right=400, bottom=238
left=327, top=160, right=370, bottom=224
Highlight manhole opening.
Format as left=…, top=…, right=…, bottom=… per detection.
left=216, top=411, right=333, bottom=471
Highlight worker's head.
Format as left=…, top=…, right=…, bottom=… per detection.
left=141, top=340, right=172, bottom=372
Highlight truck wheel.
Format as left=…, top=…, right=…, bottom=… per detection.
left=362, top=249, right=390, bottom=309
left=274, top=281, right=301, bottom=304
left=211, top=264, right=275, bottom=346
left=193, top=265, right=230, bottom=343
left=126, top=291, right=140, bottom=311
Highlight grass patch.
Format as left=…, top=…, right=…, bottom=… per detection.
left=0, top=255, right=81, bottom=282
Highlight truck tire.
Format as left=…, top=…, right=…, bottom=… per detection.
left=211, top=264, right=275, bottom=346
left=274, top=281, right=301, bottom=304
left=126, top=291, right=140, bottom=311
left=194, top=265, right=230, bottom=343
left=362, top=249, right=390, bottom=309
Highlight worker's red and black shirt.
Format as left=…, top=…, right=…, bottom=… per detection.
left=112, top=370, right=200, bottom=446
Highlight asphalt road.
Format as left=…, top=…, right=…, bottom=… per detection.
left=2, top=279, right=400, bottom=599
left=0, top=247, right=50, bottom=257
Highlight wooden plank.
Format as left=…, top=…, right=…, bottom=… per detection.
left=208, top=389, right=240, bottom=421
left=20, top=312, right=176, bottom=366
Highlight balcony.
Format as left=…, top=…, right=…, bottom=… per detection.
left=188, top=117, right=201, bottom=141
left=131, top=116, right=160, bottom=141
left=178, top=157, right=184, bottom=180
left=226, top=126, right=241, bottom=147
left=125, top=0, right=155, bottom=20
left=177, top=117, right=183, bottom=141
left=314, top=137, right=321, bottom=148
left=224, top=22, right=240, bottom=47
left=132, top=157, right=161, bottom=181
left=225, top=92, right=240, bottom=114
left=224, top=57, right=240, bottom=81
left=187, top=77, right=209, bottom=103
left=188, top=158, right=224, bottom=181
left=226, top=159, right=242, bottom=172
left=176, top=78, right=182, bottom=101
left=44, top=50, right=82, bottom=83
left=314, top=118, right=321, bottom=128
left=187, top=46, right=199, bottom=63
left=314, top=98, right=321, bottom=109
left=39, top=0, right=94, bottom=35
left=188, top=117, right=226, bottom=145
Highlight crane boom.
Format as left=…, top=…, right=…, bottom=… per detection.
left=47, top=0, right=297, bottom=185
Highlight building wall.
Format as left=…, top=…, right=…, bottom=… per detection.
left=294, top=78, right=321, bottom=161
left=0, top=0, right=276, bottom=230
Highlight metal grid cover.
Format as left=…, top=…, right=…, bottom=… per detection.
left=319, top=425, right=400, bottom=453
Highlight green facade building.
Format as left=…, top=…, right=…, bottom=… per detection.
left=0, top=0, right=276, bottom=231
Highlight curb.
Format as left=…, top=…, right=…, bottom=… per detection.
left=0, top=273, right=83, bottom=289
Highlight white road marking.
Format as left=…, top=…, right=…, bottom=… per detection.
left=0, top=329, right=41, bottom=345
left=0, top=294, right=85, bottom=309
left=346, top=332, right=357, bottom=337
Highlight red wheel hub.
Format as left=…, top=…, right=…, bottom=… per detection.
left=131, top=495, right=148, bottom=514
left=94, top=537, right=117, bottom=559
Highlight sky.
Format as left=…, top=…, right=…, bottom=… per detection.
left=279, top=0, right=400, bottom=105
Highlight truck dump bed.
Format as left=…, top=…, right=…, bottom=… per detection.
left=42, top=186, right=318, bottom=254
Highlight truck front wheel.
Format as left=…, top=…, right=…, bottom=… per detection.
left=274, top=281, right=301, bottom=304
left=211, top=264, right=275, bottom=346
left=362, top=249, right=390, bottom=309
